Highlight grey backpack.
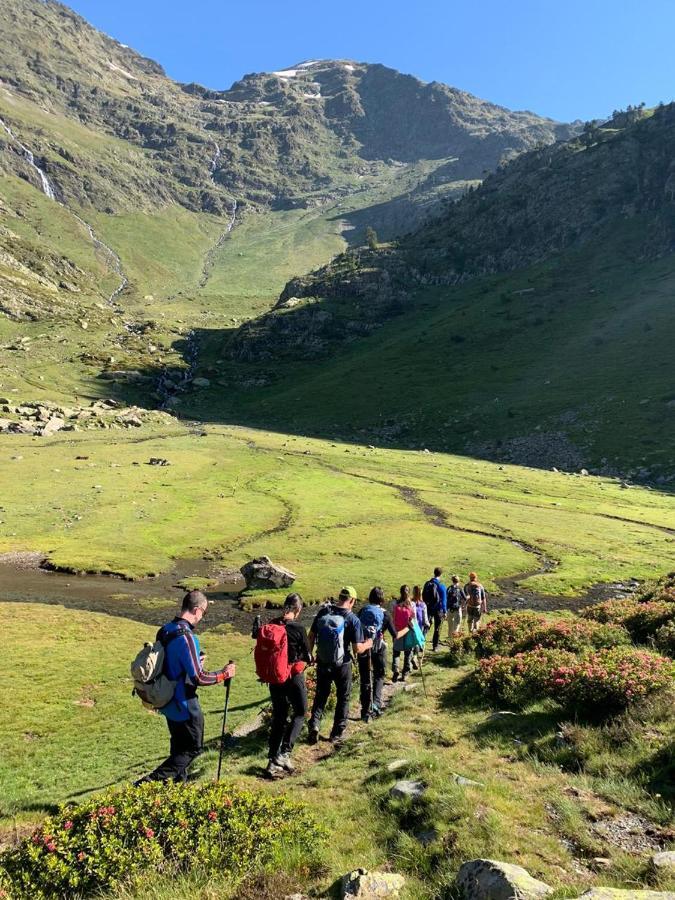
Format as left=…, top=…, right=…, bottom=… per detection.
left=130, top=627, right=185, bottom=709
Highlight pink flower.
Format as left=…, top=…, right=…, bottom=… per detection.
left=63, top=820, right=73, bottom=831
left=78, top=852, right=86, bottom=862
left=45, top=841, right=57, bottom=853
left=207, top=810, right=217, bottom=822
left=143, top=827, right=155, bottom=839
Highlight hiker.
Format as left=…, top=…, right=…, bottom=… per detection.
left=464, top=571, right=488, bottom=632
left=412, top=585, right=429, bottom=669
left=357, top=587, right=398, bottom=722
left=423, top=567, right=448, bottom=651
left=307, top=586, right=372, bottom=746
left=256, top=593, right=311, bottom=778
left=447, top=575, right=467, bottom=635
left=136, top=591, right=235, bottom=784
left=392, top=585, right=415, bottom=681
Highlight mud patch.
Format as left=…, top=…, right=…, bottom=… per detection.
left=592, top=812, right=668, bottom=853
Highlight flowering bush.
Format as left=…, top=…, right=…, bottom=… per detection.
left=471, top=612, right=628, bottom=659
left=581, top=599, right=675, bottom=642
left=547, top=647, right=674, bottom=714
left=655, top=620, right=675, bottom=657
left=475, top=648, right=578, bottom=706
left=0, top=782, right=324, bottom=899
left=476, top=646, right=673, bottom=715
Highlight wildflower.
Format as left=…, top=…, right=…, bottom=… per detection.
left=63, top=820, right=73, bottom=831
left=207, top=810, right=218, bottom=822
left=143, top=827, right=155, bottom=839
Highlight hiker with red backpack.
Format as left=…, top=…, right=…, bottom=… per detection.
left=357, top=587, right=398, bottom=722
left=423, top=567, right=448, bottom=651
left=464, top=572, right=488, bottom=632
left=133, top=591, right=236, bottom=784
left=254, top=593, right=311, bottom=778
left=307, top=586, right=372, bottom=747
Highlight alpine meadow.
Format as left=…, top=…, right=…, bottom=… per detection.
left=0, top=2, right=673, bottom=899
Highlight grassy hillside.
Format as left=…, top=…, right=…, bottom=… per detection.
left=0, top=425, right=672, bottom=594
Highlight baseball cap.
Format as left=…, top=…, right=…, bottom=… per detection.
left=339, top=585, right=358, bottom=600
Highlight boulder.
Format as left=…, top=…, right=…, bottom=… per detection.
left=386, top=759, right=410, bottom=773
left=651, top=852, right=675, bottom=876
left=389, top=780, right=425, bottom=801
left=0, top=418, right=11, bottom=432
left=456, top=859, right=553, bottom=900
left=453, top=773, right=485, bottom=788
left=575, top=891, right=675, bottom=900
left=341, top=868, right=405, bottom=898
left=240, top=556, right=296, bottom=590
left=41, top=416, right=65, bottom=436
left=192, top=377, right=211, bottom=388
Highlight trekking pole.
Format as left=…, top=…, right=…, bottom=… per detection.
left=216, top=660, right=234, bottom=782
left=418, top=643, right=429, bottom=699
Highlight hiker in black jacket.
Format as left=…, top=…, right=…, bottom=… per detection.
left=266, top=593, right=311, bottom=779
left=357, top=587, right=398, bottom=722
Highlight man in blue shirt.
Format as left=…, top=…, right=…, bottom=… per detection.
left=424, top=567, right=448, bottom=651
left=307, top=586, right=372, bottom=746
left=138, top=591, right=236, bottom=783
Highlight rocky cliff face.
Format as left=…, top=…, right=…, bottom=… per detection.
left=0, top=0, right=573, bottom=216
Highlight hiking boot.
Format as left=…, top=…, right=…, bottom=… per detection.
left=371, top=704, right=382, bottom=718
left=307, top=728, right=319, bottom=746
left=361, top=712, right=371, bottom=724
left=329, top=733, right=345, bottom=748
left=392, top=670, right=400, bottom=683
left=274, top=752, right=295, bottom=773
left=265, top=760, right=285, bottom=779
left=400, top=672, right=407, bottom=682
left=411, top=657, right=419, bottom=670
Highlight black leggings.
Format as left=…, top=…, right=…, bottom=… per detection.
left=268, top=673, right=307, bottom=759
left=358, top=646, right=387, bottom=715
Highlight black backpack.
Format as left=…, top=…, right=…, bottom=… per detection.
left=422, top=579, right=441, bottom=614
left=447, top=584, right=462, bottom=610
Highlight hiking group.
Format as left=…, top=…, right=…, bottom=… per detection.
left=132, top=570, right=487, bottom=784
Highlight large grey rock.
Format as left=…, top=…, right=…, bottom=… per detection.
left=453, top=773, right=485, bottom=788
left=456, top=859, right=553, bottom=899
left=575, top=891, right=675, bottom=899
left=389, top=779, right=425, bottom=800
left=386, top=759, right=410, bottom=773
left=240, top=555, right=296, bottom=590
left=41, top=416, right=65, bottom=436
left=341, top=868, right=405, bottom=898
left=651, top=852, right=675, bottom=875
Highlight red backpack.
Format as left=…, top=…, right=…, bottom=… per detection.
left=254, top=623, right=291, bottom=684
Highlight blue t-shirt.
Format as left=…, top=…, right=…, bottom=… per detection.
left=156, top=618, right=224, bottom=722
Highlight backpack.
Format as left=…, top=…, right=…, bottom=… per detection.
left=130, top=626, right=186, bottom=710
left=447, top=584, right=462, bottom=610
left=315, top=607, right=346, bottom=666
left=254, top=622, right=291, bottom=684
left=467, top=582, right=483, bottom=609
left=359, top=604, right=385, bottom=651
left=422, top=579, right=441, bottom=613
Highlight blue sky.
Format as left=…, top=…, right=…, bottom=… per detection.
left=66, top=0, right=674, bottom=122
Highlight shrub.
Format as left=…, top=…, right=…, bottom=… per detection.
left=476, top=646, right=673, bottom=715
left=581, top=599, right=675, bottom=643
left=475, top=648, right=578, bottom=706
left=472, top=613, right=629, bottom=658
left=655, top=621, right=675, bottom=657
left=548, top=647, right=674, bottom=714
left=0, top=782, right=324, bottom=899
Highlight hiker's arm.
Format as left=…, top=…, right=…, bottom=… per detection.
left=354, top=637, right=373, bottom=655
left=439, top=584, right=448, bottom=617
left=384, top=612, right=397, bottom=640
left=353, top=617, right=372, bottom=655
left=299, top=628, right=312, bottom=663
left=181, top=633, right=235, bottom=685
left=482, top=589, right=488, bottom=613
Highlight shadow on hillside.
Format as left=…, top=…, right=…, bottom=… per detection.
left=102, top=316, right=675, bottom=485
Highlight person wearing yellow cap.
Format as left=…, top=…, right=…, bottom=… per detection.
left=307, top=586, right=373, bottom=746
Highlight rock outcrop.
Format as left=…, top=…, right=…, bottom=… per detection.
left=456, top=859, right=553, bottom=900
left=341, top=868, right=405, bottom=899
left=240, top=556, right=296, bottom=590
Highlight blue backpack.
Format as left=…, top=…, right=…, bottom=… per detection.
left=316, top=608, right=346, bottom=666
left=359, top=604, right=385, bottom=651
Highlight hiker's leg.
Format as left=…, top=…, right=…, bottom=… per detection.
left=309, top=665, right=332, bottom=733
left=268, top=683, right=289, bottom=760
left=392, top=648, right=401, bottom=674
left=358, top=651, right=372, bottom=717
left=331, top=662, right=353, bottom=739
left=148, top=705, right=203, bottom=782
left=432, top=612, right=442, bottom=650
left=281, top=673, right=307, bottom=753
left=452, top=608, right=463, bottom=633
left=372, top=646, right=386, bottom=709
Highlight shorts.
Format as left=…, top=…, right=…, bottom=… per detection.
left=467, top=607, right=482, bottom=622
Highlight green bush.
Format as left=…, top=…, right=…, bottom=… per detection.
left=476, top=646, right=673, bottom=715
left=0, top=782, right=324, bottom=899
left=655, top=620, right=675, bottom=657
left=581, top=599, right=675, bottom=643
